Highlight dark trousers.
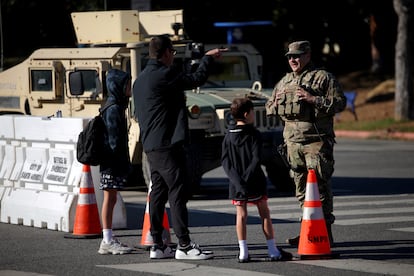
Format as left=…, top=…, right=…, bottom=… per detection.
left=146, top=145, right=191, bottom=246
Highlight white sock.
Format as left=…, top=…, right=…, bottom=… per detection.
left=266, top=239, right=280, bottom=257
left=103, top=229, right=113, bottom=244
left=238, top=240, right=248, bottom=259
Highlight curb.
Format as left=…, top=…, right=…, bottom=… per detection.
left=335, top=130, right=414, bottom=141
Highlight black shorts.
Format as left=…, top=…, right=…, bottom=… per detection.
left=99, top=173, right=126, bottom=190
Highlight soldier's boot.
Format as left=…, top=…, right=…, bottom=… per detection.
left=326, top=222, right=334, bottom=247
left=286, top=235, right=300, bottom=246
left=325, top=214, right=335, bottom=247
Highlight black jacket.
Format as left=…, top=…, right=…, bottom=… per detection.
left=100, top=69, right=131, bottom=177
left=133, top=55, right=214, bottom=152
left=221, top=124, right=267, bottom=201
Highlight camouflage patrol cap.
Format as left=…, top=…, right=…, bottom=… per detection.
left=285, top=41, right=311, bottom=56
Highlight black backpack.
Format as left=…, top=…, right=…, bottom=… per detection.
left=76, top=104, right=114, bottom=166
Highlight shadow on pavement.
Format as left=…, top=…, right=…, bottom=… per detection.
left=333, top=176, right=414, bottom=196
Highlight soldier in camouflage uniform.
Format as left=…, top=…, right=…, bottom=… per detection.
left=265, top=41, right=346, bottom=246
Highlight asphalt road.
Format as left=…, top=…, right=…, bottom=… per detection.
left=1, top=138, right=414, bottom=276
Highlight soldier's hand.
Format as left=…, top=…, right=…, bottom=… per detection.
left=275, top=91, right=283, bottom=101
left=296, top=87, right=316, bottom=104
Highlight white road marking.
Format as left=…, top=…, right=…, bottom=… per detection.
left=97, top=262, right=280, bottom=276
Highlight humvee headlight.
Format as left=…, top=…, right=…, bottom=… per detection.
left=188, top=104, right=201, bottom=119
left=225, top=110, right=236, bottom=128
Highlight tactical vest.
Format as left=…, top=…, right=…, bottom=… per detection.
left=277, top=70, right=320, bottom=122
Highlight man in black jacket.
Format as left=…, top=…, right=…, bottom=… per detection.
left=133, top=35, right=226, bottom=260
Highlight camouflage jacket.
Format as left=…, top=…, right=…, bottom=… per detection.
left=266, top=64, right=346, bottom=142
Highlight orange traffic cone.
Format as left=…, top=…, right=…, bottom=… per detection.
left=140, top=182, right=172, bottom=248
left=297, top=169, right=333, bottom=259
left=65, top=164, right=102, bottom=239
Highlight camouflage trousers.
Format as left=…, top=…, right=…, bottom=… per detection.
left=287, top=138, right=335, bottom=224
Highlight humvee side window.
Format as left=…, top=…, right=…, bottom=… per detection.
left=31, top=70, right=53, bottom=92
left=82, top=70, right=99, bottom=92
left=69, top=70, right=99, bottom=96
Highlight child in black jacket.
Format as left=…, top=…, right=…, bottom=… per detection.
left=221, top=97, right=291, bottom=262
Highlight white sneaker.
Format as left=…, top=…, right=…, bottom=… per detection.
left=150, top=244, right=175, bottom=259
left=98, top=239, right=133, bottom=255
left=175, top=242, right=214, bottom=260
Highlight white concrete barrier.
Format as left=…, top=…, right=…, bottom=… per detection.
left=0, top=145, right=12, bottom=179
left=0, top=115, right=127, bottom=232
left=0, top=115, right=15, bottom=139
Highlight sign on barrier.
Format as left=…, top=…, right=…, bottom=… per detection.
left=20, top=147, right=48, bottom=188
left=44, top=148, right=73, bottom=185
